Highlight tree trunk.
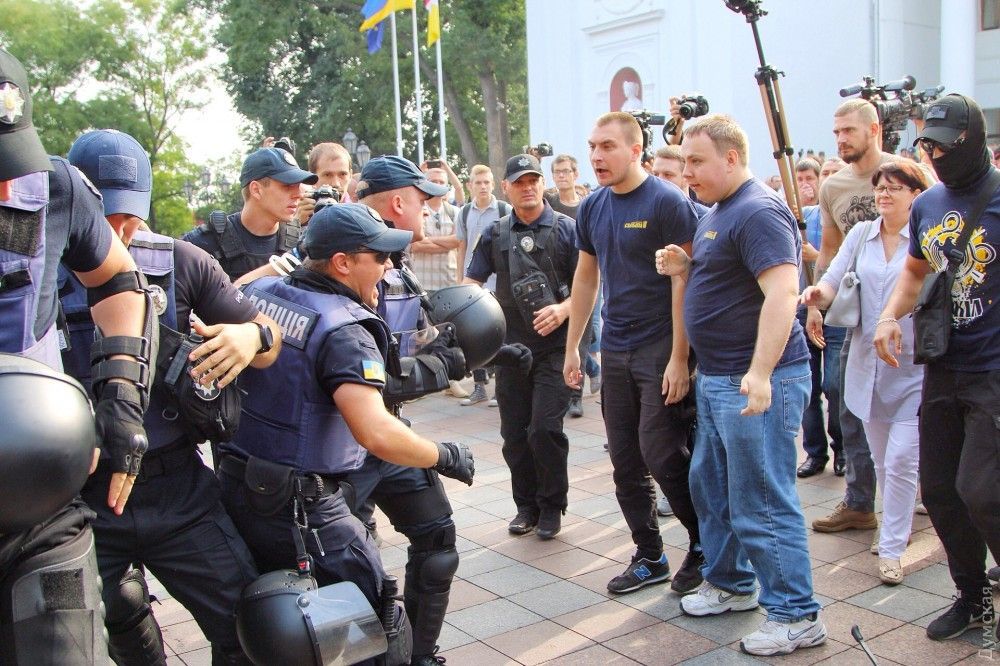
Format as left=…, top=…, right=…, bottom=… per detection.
left=418, top=58, right=481, bottom=168
left=478, top=68, right=505, bottom=192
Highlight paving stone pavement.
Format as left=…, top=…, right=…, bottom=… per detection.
left=151, top=382, right=998, bottom=665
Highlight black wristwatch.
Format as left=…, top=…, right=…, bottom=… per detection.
left=253, top=322, right=274, bottom=354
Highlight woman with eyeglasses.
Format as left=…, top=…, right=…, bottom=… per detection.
left=801, top=159, right=932, bottom=586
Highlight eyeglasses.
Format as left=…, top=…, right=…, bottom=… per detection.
left=917, top=136, right=964, bottom=155
left=873, top=184, right=912, bottom=195
left=350, top=249, right=391, bottom=263
left=552, top=169, right=576, bottom=176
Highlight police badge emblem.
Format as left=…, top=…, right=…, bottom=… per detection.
left=148, top=284, right=168, bottom=316
left=0, top=82, right=25, bottom=125
left=193, top=377, right=221, bottom=401
left=520, top=234, right=535, bottom=252
left=518, top=156, right=531, bottom=168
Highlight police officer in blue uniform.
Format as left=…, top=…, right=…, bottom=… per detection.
left=218, top=204, right=475, bottom=661
left=182, top=147, right=317, bottom=282
left=0, top=49, right=156, bottom=665
left=62, top=129, right=282, bottom=665
left=354, top=156, right=529, bottom=666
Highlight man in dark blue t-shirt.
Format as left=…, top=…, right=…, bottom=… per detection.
left=875, top=94, right=999, bottom=643
left=563, top=112, right=703, bottom=597
left=657, top=115, right=825, bottom=657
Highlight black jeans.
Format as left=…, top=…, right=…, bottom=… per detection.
left=919, top=364, right=1000, bottom=598
left=496, top=349, right=571, bottom=513
left=602, top=339, right=700, bottom=559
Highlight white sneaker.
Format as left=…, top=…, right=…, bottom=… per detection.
left=740, top=616, right=827, bottom=656
left=680, top=581, right=760, bottom=616
left=447, top=380, right=470, bottom=398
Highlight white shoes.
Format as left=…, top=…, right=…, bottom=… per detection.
left=680, top=581, right=760, bottom=616
left=740, top=615, right=828, bottom=656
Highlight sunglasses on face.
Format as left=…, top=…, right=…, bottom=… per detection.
left=350, top=249, right=391, bottom=263
left=917, top=136, right=964, bottom=155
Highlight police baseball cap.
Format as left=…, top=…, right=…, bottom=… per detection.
left=68, top=129, right=152, bottom=220
left=356, top=155, right=449, bottom=200
left=239, top=147, right=318, bottom=188
left=304, top=203, right=412, bottom=259
left=915, top=94, right=970, bottom=147
left=503, top=153, right=543, bottom=182
left=0, top=49, right=52, bottom=181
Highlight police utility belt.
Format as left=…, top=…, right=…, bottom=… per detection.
left=499, top=218, right=568, bottom=327
left=219, top=454, right=349, bottom=516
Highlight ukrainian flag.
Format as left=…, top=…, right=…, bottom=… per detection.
left=359, top=0, right=415, bottom=33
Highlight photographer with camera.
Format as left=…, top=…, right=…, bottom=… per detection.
left=665, top=95, right=710, bottom=146
left=464, top=153, right=578, bottom=541
left=293, top=142, right=354, bottom=225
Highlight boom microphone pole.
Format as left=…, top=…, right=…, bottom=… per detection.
left=725, top=0, right=813, bottom=284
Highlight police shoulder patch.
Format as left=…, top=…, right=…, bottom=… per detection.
left=362, top=359, right=386, bottom=382
left=245, top=288, right=319, bottom=350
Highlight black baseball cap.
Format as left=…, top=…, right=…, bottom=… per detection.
left=504, top=153, right=543, bottom=182
left=304, top=203, right=412, bottom=259
left=915, top=94, right=970, bottom=147
left=356, top=155, right=449, bottom=200
left=0, top=49, right=52, bottom=181
left=239, top=147, right=318, bottom=188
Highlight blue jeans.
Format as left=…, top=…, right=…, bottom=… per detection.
left=691, top=360, right=820, bottom=622
left=801, top=323, right=844, bottom=461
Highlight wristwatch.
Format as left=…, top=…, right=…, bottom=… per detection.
left=253, top=322, right=274, bottom=354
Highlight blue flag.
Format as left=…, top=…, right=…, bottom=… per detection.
left=367, top=22, right=384, bottom=53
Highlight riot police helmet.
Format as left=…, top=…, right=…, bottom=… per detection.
left=426, top=284, right=506, bottom=370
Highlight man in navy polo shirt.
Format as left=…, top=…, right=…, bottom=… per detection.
left=563, top=112, right=703, bottom=596
left=657, top=114, right=825, bottom=656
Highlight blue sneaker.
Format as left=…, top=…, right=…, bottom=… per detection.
left=607, top=553, right=671, bottom=594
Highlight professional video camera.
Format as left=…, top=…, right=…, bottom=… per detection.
left=522, top=142, right=554, bottom=157
left=665, top=95, right=710, bottom=136
left=309, top=185, right=342, bottom=214
left=839, top=75, right=945, bottom=155
left=628, top=110, right=667, bottom=165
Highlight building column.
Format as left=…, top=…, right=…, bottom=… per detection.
left=940, top=0, right=977, bottom=94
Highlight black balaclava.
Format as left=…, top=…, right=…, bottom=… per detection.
left=931, top=95, right=992, bottom=190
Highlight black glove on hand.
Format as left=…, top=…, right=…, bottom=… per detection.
left=94, top=383, right=149, bottom=475
left=434, top=441, right=475, bottom=485
left=492, top=343, right=533, bottom=374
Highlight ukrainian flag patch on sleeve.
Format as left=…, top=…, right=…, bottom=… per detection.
left=362, top=359, right=386, bottom=382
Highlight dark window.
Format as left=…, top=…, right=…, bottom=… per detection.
left=984, top=0, right=1000, bottom=30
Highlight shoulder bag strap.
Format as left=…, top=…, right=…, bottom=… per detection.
left=946, top=169, right=1000, bottom=274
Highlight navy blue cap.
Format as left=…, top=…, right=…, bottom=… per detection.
left=239, top=147, right=318, bottom=188
left=68, top=129, right=151, bottom=219
left=0, top=49, right=51, bottom=180
left=356, top=155, right=449, bottom=200
left=304, top=203, right=413, bottom=259
left=915, top=94, right=970, bottom=147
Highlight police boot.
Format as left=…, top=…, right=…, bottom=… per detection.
left=106, top=568, right=167, bottom=666
left=404, top=587, right=450, bottom=665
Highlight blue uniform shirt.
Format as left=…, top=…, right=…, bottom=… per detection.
left=575, top=176, right=698, bottom=352
left=684, top=178, right=809, bottom=375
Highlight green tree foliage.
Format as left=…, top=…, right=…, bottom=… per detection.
left=0, top=0, right=215, bottom=237
left=208, top=0, right=527, bottom=181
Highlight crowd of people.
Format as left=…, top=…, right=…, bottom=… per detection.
left=1, top=40, right=999, bottom=664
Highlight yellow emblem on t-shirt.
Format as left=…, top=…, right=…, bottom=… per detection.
left=704, top=230, right=717, bottom=240
left=362, top=359, right=386, bottom=382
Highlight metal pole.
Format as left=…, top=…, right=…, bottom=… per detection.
left=390, top=12, right=404, bottom=156
left=436, top=38, right=446, bottom=159
left=411, top=7, right=425, bottom=163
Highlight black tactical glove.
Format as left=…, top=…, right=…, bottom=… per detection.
left=434, top=441, right=475, bottom=485
left=424, top=325, right=467, bottom=379
left=94, top=383, right=149, bottom=475
left=492, top=343, right=533, bottom=374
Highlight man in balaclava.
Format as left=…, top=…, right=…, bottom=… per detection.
left=873, top=93, right=1000, bottom=645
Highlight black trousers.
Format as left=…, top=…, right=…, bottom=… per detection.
left=602, top=339, right=700, bottom=559
left=919, top=364, right=1000, bottom=598
left=496, top=349, right=571, bottom=514
left=83, top=449, right=259, bottom=654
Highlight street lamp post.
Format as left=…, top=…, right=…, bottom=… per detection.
left=355, top=140, right=371, bottom=168
left=342, top=129, right=371, bottom=170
